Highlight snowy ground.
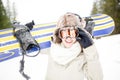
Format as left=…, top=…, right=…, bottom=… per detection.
left=0, top=34, right=120, bottom=80
left=95, top=34, right=120, bottom=80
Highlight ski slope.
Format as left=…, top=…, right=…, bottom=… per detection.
left=0, top=34, right=120, bottom=80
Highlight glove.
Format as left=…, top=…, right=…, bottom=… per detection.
left=76, top=27, right=94, bottom=48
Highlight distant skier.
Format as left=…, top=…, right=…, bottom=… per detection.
left=45, top=12, right=103, bottom=80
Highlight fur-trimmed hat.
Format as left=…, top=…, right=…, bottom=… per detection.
left=52, top=12, right=82, bottom=43
left=56, top=12, right=82, bottom=28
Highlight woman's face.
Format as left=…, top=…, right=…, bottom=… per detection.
left=59, top=27, right=77, bottom=48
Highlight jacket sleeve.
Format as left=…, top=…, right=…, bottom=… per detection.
left=83, top=44, right=103, bottom=80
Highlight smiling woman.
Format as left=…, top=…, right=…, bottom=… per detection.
left=2, top=0, right=94, bottom=24
left=46, top=12, right=103, bottom=80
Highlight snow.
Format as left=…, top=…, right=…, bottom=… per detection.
left=95, top=34, right=120, bottom=80
left=0, top=34, right=120, bottom=80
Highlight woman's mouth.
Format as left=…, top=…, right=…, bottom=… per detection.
left=65, top=37, right=73, bottom=43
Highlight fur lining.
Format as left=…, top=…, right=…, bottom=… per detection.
left=57, top=12, right=82, bottom=28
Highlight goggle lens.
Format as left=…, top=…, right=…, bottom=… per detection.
left=59, top=27, right=77, bottom=39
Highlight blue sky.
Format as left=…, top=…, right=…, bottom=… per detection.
left=2, top=0, right=95, bottom=24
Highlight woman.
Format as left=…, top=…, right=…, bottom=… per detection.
left=45, top=12, right=103, bottom=80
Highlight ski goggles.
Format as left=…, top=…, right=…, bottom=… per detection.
left=59, top=26, right=78, bottom=39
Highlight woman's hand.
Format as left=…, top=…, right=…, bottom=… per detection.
left=76, top=27, right=94, bottom=48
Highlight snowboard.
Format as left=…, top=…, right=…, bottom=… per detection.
left=91, top=14, right=115, bottom=37
left=0, top=14, right=115, bottom=62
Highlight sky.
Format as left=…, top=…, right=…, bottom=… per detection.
left=2, top=0, right=95, bottom=25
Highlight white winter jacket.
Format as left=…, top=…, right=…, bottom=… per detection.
left=45, top=42, right=103, bottom=80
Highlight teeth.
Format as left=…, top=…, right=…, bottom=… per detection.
left=65, top=39, right=72, bottom=43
